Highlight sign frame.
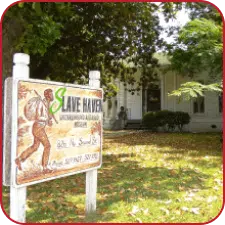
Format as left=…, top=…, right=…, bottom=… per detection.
left=3, top=77, right=13, bottom=186
left=10, top=78, right=103, bottom=188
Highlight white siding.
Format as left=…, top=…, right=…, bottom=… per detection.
left=162, top=73, right=222, bottom=132
left=190, top=91, right=222, bottom=132
left=175, top=75, right=191, bottom=113
left=126, top=72, right=142, bottom=120
left=103, top=68, right=222, bottom=132
left=116, top=80, right=126, bottom=114
left=163, top=72, right=176, bottom=111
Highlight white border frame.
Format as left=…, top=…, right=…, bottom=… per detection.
left=3, top=77, right=12, bottom=186
left=11, top=78, right=103, bottom=188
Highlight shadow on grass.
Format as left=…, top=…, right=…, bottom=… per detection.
left=2, top=132, right=220, bottom=222
left=104, top=132, right=222, bottom=157
left=6, top=153, right=210, bottom=223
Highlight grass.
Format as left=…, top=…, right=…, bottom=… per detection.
left=2, top=131, right=223, bottom=223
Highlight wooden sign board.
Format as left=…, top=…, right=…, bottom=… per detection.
left=11, top=79, right=103, bottom=187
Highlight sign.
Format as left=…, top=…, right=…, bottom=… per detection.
left=11, top=79, right=103, bottom=187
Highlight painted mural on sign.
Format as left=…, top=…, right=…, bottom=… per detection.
left=15, top=80, right=103, bottom=186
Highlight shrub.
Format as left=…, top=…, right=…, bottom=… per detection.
left=142, top=110, right=174, bottom=131
left=166, top=111, right=177, bottom=132
left=142, top=112, right=159, bottom=131
left=174, top=111, right=191, bottom=131
left=142, top=110, right=191, bottom=132
left=154, top=110, right=175, bottom=131
left=155, top=110, right=170, bottom=127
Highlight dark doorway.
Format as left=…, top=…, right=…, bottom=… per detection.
left=147, top=89, right=161, bottom=112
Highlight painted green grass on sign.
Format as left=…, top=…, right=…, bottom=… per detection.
left=2, top=132, right=223, bottom=223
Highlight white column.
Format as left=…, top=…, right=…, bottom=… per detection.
left=173, top=74, right=177, bottom=111
left=115, top=79, right=120, bottom=116
left=160, top=75, right=164, bottom=110
left=86, top=70, right=100, bottom=214
left=10, top=53, right=30, bottom=222
left=144, top=89, right=147, bottom=113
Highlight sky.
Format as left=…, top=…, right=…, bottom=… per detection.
left=159, top=8, right=190, bottom=44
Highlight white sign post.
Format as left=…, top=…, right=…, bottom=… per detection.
left=10, top=53, right=30, bottom=222
left=4, top=54, right=102, bottom=222
left=85, top=71, right=101, bottom=215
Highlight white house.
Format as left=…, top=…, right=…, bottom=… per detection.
left=103, top=54, right=222, bottom=132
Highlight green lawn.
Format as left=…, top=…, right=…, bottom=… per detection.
left=2, top=132, right=223, bottom=223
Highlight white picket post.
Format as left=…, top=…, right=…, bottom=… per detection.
left=85, top=169, right=98, bottom=214
left=85, top=71, right=100, bottom=215
left=10, top=53, right=30, bottom=222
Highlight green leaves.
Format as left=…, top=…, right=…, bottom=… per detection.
left=3, top=2, right=164, bottom=97
left=4, top=2, right=222, bottom=98
left=168, top=81, right=222, bottom=101
left=168, top=9, right=222, bottom=103
left=32, top=3, right=42, bottom=15
left=18, top=1, right=42, bottom=15
left=169, top=18, right=222, bottom=81
left=16, top=15, right=62, bottom=56
left=18, top=3, right=24, bottom=8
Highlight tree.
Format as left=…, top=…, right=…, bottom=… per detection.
left=167, top=3, right=223, bottom=100
left=169, top=18, right=222, bottom=80
left=3, top=2, right=191, bottom=98
left=6, top=2, right=217, bottom=99
left=184, top=2, right=222, bottom=23
left=3, top=2, right=172, bottom=98
left=168, top=81, right=222, bottom=101
left=2, top=3, right=62, bottom=79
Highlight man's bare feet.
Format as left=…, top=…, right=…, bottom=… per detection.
left=15, top=158, right=22, bottom=171
left=43, top=168, right=54, bottom=174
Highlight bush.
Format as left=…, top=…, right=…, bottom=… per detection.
left=142, top=110, right=174, bottom=131
left=142, top=110, right=191, bottom=132
left=155, top=110, right=170, bottom=128
left=174, top=111, right=191, bottom=131
left=155, top=110, right=175, bottom=131
left=142, top=112, right=159, bottom=131
left=166, top=111, right=177, bottom=131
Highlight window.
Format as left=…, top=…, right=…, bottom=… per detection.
left=193, top=97, right=205, bottom=113
left=219, top=94, right=223, bottom=113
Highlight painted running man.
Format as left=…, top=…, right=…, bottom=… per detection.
left=15, top=89, right=55, bottom=173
